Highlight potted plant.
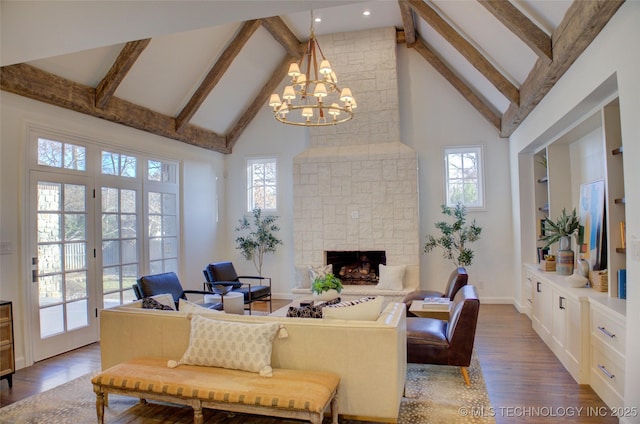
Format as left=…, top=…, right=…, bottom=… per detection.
left=424, top=203, right=482, bottom=267
left=539, top=208, right=580, bottom=275
left=235, top=208, right=282, bottom=276
left=311, top=273, right=343, bottom=301
left=539, top=208, right=580, bottom=249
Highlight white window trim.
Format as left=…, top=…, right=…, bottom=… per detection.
left=443, top=145, right=486, bottom=211
left=246, top=156, right=278, bottom=213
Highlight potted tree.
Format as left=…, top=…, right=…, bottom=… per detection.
left=424, top=203, right=482, bottom=268
left=235, top=208, right=282, bottom=276
left=311, top=273, right=343, bottom=301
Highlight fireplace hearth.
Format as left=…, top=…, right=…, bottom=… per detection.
left=326, top=251, right=386, bottom=285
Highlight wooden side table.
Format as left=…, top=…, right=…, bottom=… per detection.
left=0, top=300, right=15, bottom=388
left=409, top=300, right=450, bottom=320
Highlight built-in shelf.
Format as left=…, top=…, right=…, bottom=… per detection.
left=616, top=248, right=626, bottom=254
left=614, top=197, right=626, bottom=204
left=538, top=176, right=548, bottom=183
left=612, top=146, right=623, bottom=155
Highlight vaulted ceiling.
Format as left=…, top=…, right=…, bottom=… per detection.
left=0, top=0, right=625, bottom=153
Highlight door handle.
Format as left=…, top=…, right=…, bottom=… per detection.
left=32, top=257, right=39, bottom=283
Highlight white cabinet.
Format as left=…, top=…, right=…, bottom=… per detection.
left=528, top=266, right=590, bottom=384
left=525, top=264, right=627, bottom=406
left=590, top=304, right=626, bottom=408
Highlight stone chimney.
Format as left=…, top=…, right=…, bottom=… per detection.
left=293, top=27, right=419, bottom=274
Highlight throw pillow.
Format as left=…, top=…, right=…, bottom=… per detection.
left=308, top=264, right=333, bottom=284
left=294, top=265, right=312, bottom=289
left=142, top=297, right=174, bottom=311
left=377, top=264, right=406, bottom=290
left=174, top=315, right=280, bottom=376
left=285, top=297, right=342, bottom=318
left=322, top=296, right=384, bottom=321
left=178, top=298, right=224, bottom=314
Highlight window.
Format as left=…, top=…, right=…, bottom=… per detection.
left=444, top=146, right=484, bottom=209
left=247, top=157, right=277, bottom=212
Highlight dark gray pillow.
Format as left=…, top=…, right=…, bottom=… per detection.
left=142, top=297, right=173, bottom=310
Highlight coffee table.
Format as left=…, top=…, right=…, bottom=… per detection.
left=409, top=300, right=450, bottom=320
left=204, top=292, right=244, bottom=315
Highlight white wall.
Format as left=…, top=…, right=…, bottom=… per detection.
left=508, top=2, right=640, bottom=419
left=396, top=46, right=514, bottom=301
left=0, top=92, right=225, bottom=368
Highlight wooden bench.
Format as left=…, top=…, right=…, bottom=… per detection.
left=91, top=357, right=340, bottom=424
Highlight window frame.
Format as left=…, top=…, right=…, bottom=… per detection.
left=443, top=146, right=486, bottom=210
left=246, top=156, right=278, bottom=213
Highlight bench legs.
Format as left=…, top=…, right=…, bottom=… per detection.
left=94, top=387, right=105, bottom=424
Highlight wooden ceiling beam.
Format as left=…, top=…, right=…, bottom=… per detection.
left=226, top=54, right=296, bottom=150
left=175, top=20, right=261, bottom=133
left=478, top=0, right=552, bottom=63
left=95, top=38, right=151, bottom=109
left=501, top=0, right=625, bottom=137
left=408, top=0, right=519, bottom=105
left=413, top=38, right=502, bottom=132
left=261, top=16, right=304, bottom=58
left=398, top=0, right=417, bottom=47
left=1, top=63, right=229, bottom=153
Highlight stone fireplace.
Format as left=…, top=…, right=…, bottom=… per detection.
left=293, top=27, right=419, bottom=281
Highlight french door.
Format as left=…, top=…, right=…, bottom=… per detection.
left=29, top=171, right=98, bottom=361
left=26, top=128, right=179, bottom=361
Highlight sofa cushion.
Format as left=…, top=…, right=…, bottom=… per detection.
left=176, top=315, right=280, bottom=376
left=376, top=264, right=406, bottom=290
left=322, top=296, right=384, bottom=321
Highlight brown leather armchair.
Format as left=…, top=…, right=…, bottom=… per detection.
left=203, top=261, right=272, bottom=314
left=406, top=285, right=480, bottom=385
left=402, top=267, right=468, bottom=317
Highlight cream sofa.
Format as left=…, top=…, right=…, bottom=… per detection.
left=292, top=264, right=419, bottom=304
left=100, top=302, right=407, bottom=422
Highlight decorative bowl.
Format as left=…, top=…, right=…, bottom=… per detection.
left=212, top=284, right=233, bottom=295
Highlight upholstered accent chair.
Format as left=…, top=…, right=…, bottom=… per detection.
left=405, top=285, right=480, bottom=385
left=133, top=272, right=223, bottom=311
left=204, top=261, right=272, bottom=314
left=402, top=267, right=468, bottom=317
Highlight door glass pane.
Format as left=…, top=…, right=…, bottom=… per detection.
left=39, top=244, right=62, bottom=274
left=67, top=300, right=88, bottom=331
left=40, top=305, right=64, bottom=338
left=103, top=266, right=121, bottom=292
left=102, top=187, right=119, bottom=212
left=64, top=214, right=86, bottom=241
left=64, top=242, right=86, bottom=271
left=38, top=213, right=61, bottom=242
left=102, top=240, right=120, bottom=266
left=38, top=182, right=61, bottom=210
left=147, top=190, right=178, bottom=274
left=64, top=184, right=85, bottom=211
left=39, top=274, right=63, bottom=306
left=65, top=271, right=87, bottom=300
left=122, top=239, right=137, bottom=263
left=102, top=214, right=119, bottom=239
left=120, top=214, right=136, bottom=238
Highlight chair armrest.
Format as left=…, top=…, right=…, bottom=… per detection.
left=238, top=276, right=271, bottom=287
left=183, top=289, right=219, bottom=296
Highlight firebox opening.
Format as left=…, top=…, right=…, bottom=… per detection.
left=326, top=251, right=386, bottom=285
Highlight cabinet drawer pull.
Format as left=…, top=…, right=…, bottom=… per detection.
left=536, top=281, right=541, bottom=293
left=558, top=296, right=565, bottom=310
left=598, top=326, right=616, bottom=338
left=528, top=298, right=533, bottom=304
left=597, top=364, right=615, bottom=379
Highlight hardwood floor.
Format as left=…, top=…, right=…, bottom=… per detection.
left=0, top=302, right=616, bottom=423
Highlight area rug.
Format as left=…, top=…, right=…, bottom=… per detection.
left=0, top=353, right=494, bottom=423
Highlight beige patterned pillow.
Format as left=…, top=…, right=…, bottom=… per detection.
left=308, top=264, right=333, bottom=283
left=173, top=315, right=280, bottom=376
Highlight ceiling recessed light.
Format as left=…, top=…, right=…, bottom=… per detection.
left=314, top=17, right=322, bottom=23
left=363, top=10, right=371, bottom=16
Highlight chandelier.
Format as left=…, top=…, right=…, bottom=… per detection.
left=268, top=11, right=356, bottom=127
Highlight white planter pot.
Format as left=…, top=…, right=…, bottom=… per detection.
left=313, top=289, right=340, bottom=301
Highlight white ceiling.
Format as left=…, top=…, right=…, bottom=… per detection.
left=2, top=0, right=573, bottom=137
